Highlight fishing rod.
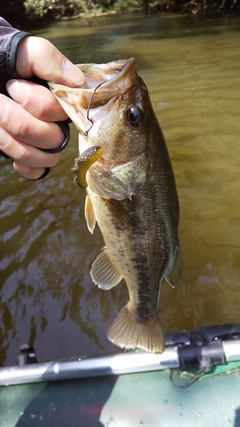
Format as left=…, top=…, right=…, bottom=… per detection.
left=0, top=323, right=240, bottom=387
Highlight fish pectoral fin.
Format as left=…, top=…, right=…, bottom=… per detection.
left=103, top=199, right=136, bottom=231
left=107, top=306, right=165, bottom=354
left=90, top=248, right=123, bottom=290
left=165, top=246, right=184, bottom=288
left=85, top=193, right=96, bottom=234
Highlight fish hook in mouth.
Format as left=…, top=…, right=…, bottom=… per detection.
left=84, top=81, right=107, bottom=136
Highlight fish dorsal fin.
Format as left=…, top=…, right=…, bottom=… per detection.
left=84, top=193, right=96, bottom=234
left=91, top=248, right=123, bottom=290
left=165, top=246, right=183, bottom=288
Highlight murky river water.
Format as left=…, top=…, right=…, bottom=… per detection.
left=1, top=13, right=240, bottom=366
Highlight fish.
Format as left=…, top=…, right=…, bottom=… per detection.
left=48, top=58, right=183, bottom=354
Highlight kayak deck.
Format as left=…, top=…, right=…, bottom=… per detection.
left=1, top=361, right=240, bottom=427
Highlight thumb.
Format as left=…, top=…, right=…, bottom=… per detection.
left=16, top=36, right=85, bottom=87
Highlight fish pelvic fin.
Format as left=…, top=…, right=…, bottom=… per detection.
left=107, top=306, right=165, bottom=354
left=165, top=246, right=183, bottom=288
left=85, top=193, right=96, bottom=234
left=91, top=248, right=123, bottom=290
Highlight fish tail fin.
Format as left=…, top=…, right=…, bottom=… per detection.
left=107, top=306, right=164, bottom=354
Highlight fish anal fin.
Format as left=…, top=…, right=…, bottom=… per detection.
left=84, top=193, right=96, bottom=234
left=107, top=306, right=165, bottom=354
left=91, top=248, right=123, bottom=290
left=165, top=246, right=184, bottom=288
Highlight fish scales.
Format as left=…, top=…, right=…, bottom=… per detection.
left=48, top=58, right=183, bottom=354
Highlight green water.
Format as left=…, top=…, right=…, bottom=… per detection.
left=1, top=13, right=240, bottom=366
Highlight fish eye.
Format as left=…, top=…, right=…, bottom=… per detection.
left=126, top=106, right=143, bottom=128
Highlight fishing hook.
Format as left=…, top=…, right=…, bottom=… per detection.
left=84, top=81, right=106, bottom=136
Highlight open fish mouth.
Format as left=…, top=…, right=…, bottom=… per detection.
left=48, top=57, right=136, bottom=111
left=79, top=57, right=135, bottom=90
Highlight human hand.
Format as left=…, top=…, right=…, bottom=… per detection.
left=0, top=36, right=85, bottom=180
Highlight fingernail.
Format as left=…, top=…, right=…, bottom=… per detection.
left=6, top=80, right=26, bottom=104
left=0, top=98, right=6, bottom=121
left=62, top=59, right=85, bottom=86
left=0, top=127, right=9, bottom=147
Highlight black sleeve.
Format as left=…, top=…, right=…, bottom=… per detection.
left=0, top=17, right=30, bottom=95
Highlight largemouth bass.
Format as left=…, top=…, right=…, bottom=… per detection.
left=49, top=58, right=183, bottom=353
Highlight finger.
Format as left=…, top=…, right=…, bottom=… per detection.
left=16, top=36, right=85, bottom=86
left=13, top=163, right=48, bottom=180
left=0, top=95, right=64, bottom=150
left=6, top=79, right=68, bottom=122
left=0, top=127, right=60, bottom=168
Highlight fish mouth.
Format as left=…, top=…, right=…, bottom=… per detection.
left=48, top=58, right=136, bottom=108
left=79, top=57, right=136, bottom=90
